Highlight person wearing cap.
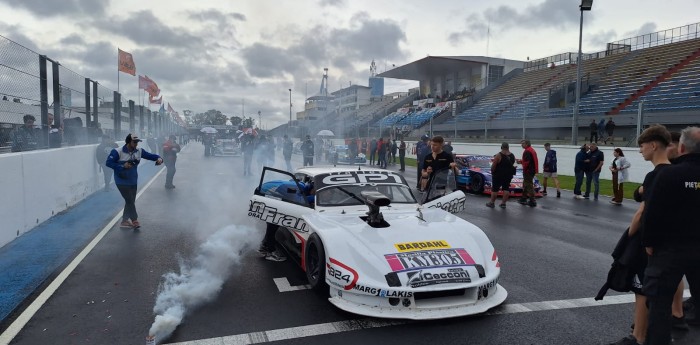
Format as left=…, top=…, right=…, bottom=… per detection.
left=95, top=135, right=118, bottom=191
left=282, top=134, right=293, bottom=171
left=11, top=114, right=38, bottom=152
left=301, top=135, right=315, bottom=167
left=162, top=135, right=181, bottom=189
left=106, top=134, right=163, bottom=229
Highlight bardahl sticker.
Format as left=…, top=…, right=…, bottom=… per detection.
left=394, top=240, right=450, bottom=252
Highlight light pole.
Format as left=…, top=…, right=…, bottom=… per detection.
left=258, top=110, right=261, bottom=131
left=572, top=0, right=593, bottom=145
left=288, top=88, right=292, bottom=135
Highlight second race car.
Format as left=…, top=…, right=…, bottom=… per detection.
left=455, top=154, right=542, bottom=197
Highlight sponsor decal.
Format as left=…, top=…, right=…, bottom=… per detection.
left=385, top=248, right=477, bottom=272
left=319, top=171, right=404, bottom=187
left=352, top=284, right=414, bottom=298
left=350, top=284, right=414, bottom=298
left=248, top=200, right=308, bottom=232
left=405, top=268, right=471, bottom=288
left=477, top=278, right=499, bottom=299
left=426, top=196, right=466, bottom=213
left=394, top=240, right=450, bottom=252
left=326, top=258, right=358, bottom=290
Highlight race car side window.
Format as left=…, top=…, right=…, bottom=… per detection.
left=421, top=168, right=457, bottom=204
left=256, top=167, right=313, bottom=208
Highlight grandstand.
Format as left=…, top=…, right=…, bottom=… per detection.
left=375, top=22, right=700, bottom=142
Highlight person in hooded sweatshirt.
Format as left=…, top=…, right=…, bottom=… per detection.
left=106, top=134, right=162, bottom=229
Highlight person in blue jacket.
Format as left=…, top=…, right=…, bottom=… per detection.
left=106, top=134, right=162, bottom=229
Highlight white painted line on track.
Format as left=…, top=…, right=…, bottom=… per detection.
left=273, top=277, right=311, bottom=292
left=0, top=167, right=166, bottom=345
left=163, top=289, right=692, bottom=345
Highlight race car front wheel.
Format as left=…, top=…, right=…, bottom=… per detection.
left=305, top=234, right=329, bottom=294
left=470, top=174, right=485, bottom=194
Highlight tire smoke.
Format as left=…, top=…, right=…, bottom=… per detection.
left=147, top=224, right=258, bottom=343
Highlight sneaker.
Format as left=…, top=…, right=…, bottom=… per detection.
left=499, top=203, right=507, bottom=209
left=485, top=202, right=495, bottom=208
left=131, top=220, right=140, bottom=229
left=257, top=245, right=272, bottom=257
left=120, top=220, right=133, bottom=228
left=607, top=335, right=641, bottom=345
left=527, top=200, right=537, bottom=207
left=583, top=195, right=590, bottom=199
left=556, top=191, right=561, bottom=198
left=542, top=190, right=548, bottom=196
left=518, top=198, right=528, bottom=205
left=265, top=250, right=287, bottom=262
left=673, top=315, right=690, bottom=331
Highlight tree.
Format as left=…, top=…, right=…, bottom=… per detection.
left=229, top=116, right=242, bottom=127
left=193, top=109, right=228, bottom=125
left=241, top=117, right=254, bottom=128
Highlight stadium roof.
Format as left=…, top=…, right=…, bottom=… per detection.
left=378, top=56, right=525, bottom=81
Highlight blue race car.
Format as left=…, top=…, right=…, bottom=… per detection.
left=455, top=154, right=542, bottom=197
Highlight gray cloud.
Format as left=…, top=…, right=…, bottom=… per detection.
left=623, top=22, right=657, bottom=38
left=587, top=29, right=617, bottom=49
left=94, top=10, right=201, bottom=49
left=242, top=13, right=406, bottom=85
left=0, top=0, right=109, bottom=17
left=59, top=34, right=86, bottom=46
left=450, top=0, right=586, bottom=44
left=319, top=0, right=346, bottom=8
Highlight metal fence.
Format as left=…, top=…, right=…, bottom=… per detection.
left=0, top=34, right=180, bottom=153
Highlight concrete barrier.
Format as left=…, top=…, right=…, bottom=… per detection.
left=0, top=141, right=159, bottom=249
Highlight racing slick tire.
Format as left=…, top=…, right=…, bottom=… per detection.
left=305, top=233, right=329, bottom=294
left=470, top=173, right=485, bottom=194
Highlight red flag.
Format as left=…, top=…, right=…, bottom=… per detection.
left=138, top=75, right=151, bottom=90
left=143, top=75, right=160, bottom=97
left=149, top=95, right=162, bottom=104
left=118, top=49, right=136, bottom=76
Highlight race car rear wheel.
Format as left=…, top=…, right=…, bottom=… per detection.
left=470, top=173, right=485, bottom=194
left=305, top=234, right=329, bottom=294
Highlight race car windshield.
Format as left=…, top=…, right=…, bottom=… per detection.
left=471, top=160, right=492, bottom=169
left=316, top=184, right=415, bottom=207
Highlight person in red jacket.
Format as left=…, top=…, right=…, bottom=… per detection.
left=518, top=139, right=539, bottom=207
left=162, top=135, right=181, bottom=189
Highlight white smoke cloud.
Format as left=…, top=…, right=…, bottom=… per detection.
left=148, top=224, right=260, bottom=343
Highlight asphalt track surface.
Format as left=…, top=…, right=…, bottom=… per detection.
left=1, top=141, right=697, bottom=345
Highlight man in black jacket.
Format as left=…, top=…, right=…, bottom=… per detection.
left=642, top=126, right=700, bottom=344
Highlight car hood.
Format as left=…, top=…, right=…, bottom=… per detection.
left=304, top=208, right=498, bottom=291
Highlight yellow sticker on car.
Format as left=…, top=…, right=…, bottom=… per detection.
left=394, top=240, right=450, bottom=252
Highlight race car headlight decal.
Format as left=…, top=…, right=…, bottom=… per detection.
left=492, top=250, right=500, bottom=268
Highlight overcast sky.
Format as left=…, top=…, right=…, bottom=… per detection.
left=0, top=0, right=697, bottom=128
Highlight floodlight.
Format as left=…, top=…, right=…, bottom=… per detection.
left=580, top=0, right=593, bottom=11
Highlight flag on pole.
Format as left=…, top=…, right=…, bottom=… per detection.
left=167, top=103, right=175, bottom=114
left=118, top=49, right=136, bottom=76
left=149, top=94, right=162, bottom=104
left=140, top=75, right=160, bottom=97
left=159, top=103, right=165, bottom=114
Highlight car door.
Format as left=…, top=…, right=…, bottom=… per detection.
left=421, top=168, right=466, bottom=215
left=249, top=167, right=314, bottom=233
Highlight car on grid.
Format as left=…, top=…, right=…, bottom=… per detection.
left=248, top=166, right=507, bottom=319
left=455, top=154, right=542, bottom=197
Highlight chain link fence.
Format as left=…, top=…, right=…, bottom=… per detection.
left=0, top=35, right=42, bottom=151
left=0, top=34, right=179, bottom=153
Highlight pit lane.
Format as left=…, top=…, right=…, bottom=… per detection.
left=3, top=142, right=697, bottom=345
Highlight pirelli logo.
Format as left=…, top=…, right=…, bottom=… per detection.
left=394, top=240, right=450, bottom=252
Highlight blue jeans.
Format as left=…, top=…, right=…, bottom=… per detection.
left=574, top=170, right=584, bottom=195
left=585, top=170, right=600, bottom=198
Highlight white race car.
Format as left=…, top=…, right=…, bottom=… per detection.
left=248, top=166, right=507, bottom=319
